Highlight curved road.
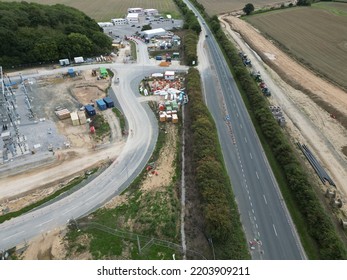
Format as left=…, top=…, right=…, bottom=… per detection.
left=185, top=0, right=305, bottom=259
left=0, top=47, right=187, bottom=251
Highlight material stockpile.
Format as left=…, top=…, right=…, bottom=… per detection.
left=55, top=109, right=71, bottom=120
left=70, top=112, right=79, bottom=126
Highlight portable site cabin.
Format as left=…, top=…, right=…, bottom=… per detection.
left=100, top=67, right=108, bottom=78
left=59, top=59, right=70, bottom=66
left=85, top=105, right=96, bottom=116
left=74, top=56, right=84, bottom=64
left=96, top=99, right=107, bottom=111
left=103, top=97, right=114, bottom=108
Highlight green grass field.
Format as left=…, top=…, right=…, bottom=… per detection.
left=3, top=0, right=180, bottom=21
left=246, top=3, right=347, bottom=89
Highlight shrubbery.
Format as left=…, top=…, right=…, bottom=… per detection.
left=206, top=15, right=347, bottom=259
left=186, top=68, right=249, bottom=259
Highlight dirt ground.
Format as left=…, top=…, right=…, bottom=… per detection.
left=0, top=70, right=124, bottom=212
left=19, top=122, right=179, bottom=259
left=220, top=15, right=347, bottom=217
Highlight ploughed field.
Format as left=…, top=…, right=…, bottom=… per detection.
left=246, top=3, right=347, bottom=90
left=3, top=0, right=179, bottom=20
left=197, top=0, right=281, bottom=15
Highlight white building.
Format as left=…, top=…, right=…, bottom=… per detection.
left=126, top=13, right=139, bottom=23
left=127, top=8, right=144, bottom=15
left=144, top=8, right=159, bottom=16
left=141, top=28, right=166, bottom=39
left=111, top=18, right=127, bottom=25
left=97, top=22, right=113, bottom=27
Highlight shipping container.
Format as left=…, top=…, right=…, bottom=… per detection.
left=77, top=111, right=87, bottom=125
left=85, top=105, right=96, bottom=116
left=70, top=112, right=79, bottom=126
left=103, top=97, right=114, bottom=108
left=96, top=99, right=107, bottom=111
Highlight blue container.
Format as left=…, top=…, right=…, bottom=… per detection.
left=155, top=56, right=162, bottom=61
left=85, top=104, right=96, bottom=116
left=96, top=99, right=107, bottom=111
left=103, top=97, right=114, bottom=108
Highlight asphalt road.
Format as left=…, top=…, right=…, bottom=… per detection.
left=185, top=0, right=305, bottom=259
left=0, top=57, right=187, bottom=252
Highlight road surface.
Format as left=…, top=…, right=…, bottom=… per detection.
left=185, top=0, right=305, bottom=259
left=0, top=56, right=187, bottom=251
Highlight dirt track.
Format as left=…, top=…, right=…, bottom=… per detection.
left=220, top=15, right=347, bottom=210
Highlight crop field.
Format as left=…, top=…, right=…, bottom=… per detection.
left=197, top=0, right=282, bottom=15
left=246, top=3, right=347, bottom=89
left=3, top=0, right=180, bottom=21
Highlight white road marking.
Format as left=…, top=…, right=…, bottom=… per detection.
left=3, top=231, right=25, bottom=241
left=254, top=216, right=257, bottom=221
left=263, top=194, right=267, bottom=205
left=240, top=124, right=243, bottom=129
left=256, top=224, right=258, bottom=229
left=273, top=224, right=278, bottom=236
left=252, top=209, right=255, bottom=214
left=250, top=202, right=253, bottom=207
left=236, top=112, right=239, bottom=118
left=35, top=218, right=53, bottom=228
left=244, top=137, right=247, bottom=143
left=250, top=153, right=253, bottom=159
left=256, top=171, right=259, bottom=179
left=62, top=204, right=79, bottom=215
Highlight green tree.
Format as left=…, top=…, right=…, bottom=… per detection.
left=141, top=24, right=152, bottom=31
left=243, top=3, right=255, bottom=15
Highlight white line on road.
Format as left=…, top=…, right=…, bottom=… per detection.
left=62, top=204, right=79, bottom=215
left=248, top=196, right=251, bottom=201
left=250, top=202, right=253, bottom=207
left=240, top=124, right=243, bottom=129
left=273, top=224, right=278, bottom=237
left=35, top=218, right=53, bottom=228
left=250, top=153, right=253, bottom=159
left=252, top=209, right=255, bottom=214
left=258, top=232, right=261, bottom=237
left=254, top=216, right=257, bottom=221
left=263, top=194, right=267, bottom=205
left=256, top=171, right=259, bottom=179
left=256, top=224, right=258, bottom=229
left=3, top=231, right=25, bottom=241
left=244, top=137, right=247, bottom=143
left=236, top=112, right=239, bottom=118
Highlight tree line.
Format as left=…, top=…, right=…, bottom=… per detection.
left=186, top=68, right=250, bottom=259
left=173, top=0, right=200, bottom=66
left=0, top=2, right=112, bottom=68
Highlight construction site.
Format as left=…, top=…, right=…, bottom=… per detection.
left=0, top=65, right=125, bottom=214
